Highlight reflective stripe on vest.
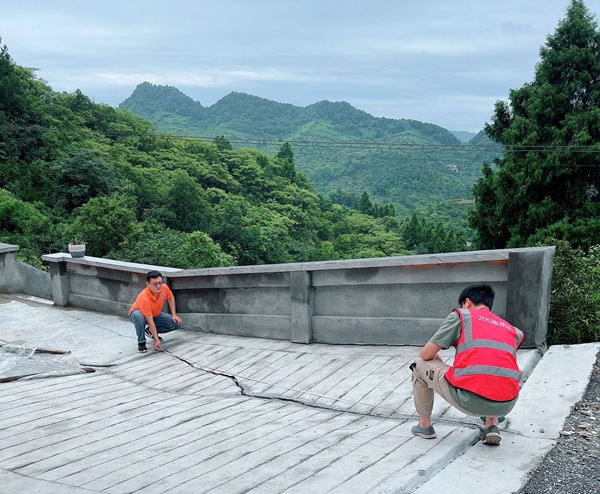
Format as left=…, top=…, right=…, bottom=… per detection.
left=456, top=309, right=524, bottom=358
left=452, top=365, right=524, bottom=380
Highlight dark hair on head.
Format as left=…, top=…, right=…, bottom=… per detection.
left=146, top=270, right=163, bottom=282
left=458, top=283, right=495, bottom=309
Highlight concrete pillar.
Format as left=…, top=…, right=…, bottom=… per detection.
left=49, top=261, right=70, bottom=306
left=506, top=247, right=555, bottom=349
left=0, top=249, right=22, bottom=294
left=290, top=271, right=313, bottom=343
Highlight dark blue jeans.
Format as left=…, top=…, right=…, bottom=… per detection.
left=130, top=310, right=179, bottom=343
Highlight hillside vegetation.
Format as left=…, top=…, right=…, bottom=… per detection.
left=0, top=40, right=466, bottom=269
left=120, top=84, right=503, bottom=223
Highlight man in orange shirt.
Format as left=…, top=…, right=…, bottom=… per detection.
left=128, top=270, right=183, bottom=353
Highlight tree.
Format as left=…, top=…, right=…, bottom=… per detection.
left=0, top=188, right=43, bottom=234
left=402, top=213, right=423, bottom=250
left=358, top=191, right=373, bottom=214
left=276, top=141, right=294, bottom=162
left=470, top=0, right=600, bottom=250
left=179, top=231, right=234, bottom=268
left=329, top=189, right=359, bottom=209
left=0, top=189, right=55, bottom=267
left=70, top=195, right=141, bottom=257
left=0, top=39, right=53, bottom=199
left=213, top=135, right=232, bottom=152
left=53, top=148, right=117, bottom=211
left=163, top=169, right=214, bottom=233
left=331, top=212, right=406, bottom=259
left=113, top=225, right=234, bottom=268
left=276, top=142, right=296, bottom=181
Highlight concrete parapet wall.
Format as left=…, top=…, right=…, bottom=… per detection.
left=0, top=244, right=52, bottom=300
left=30, top=245, right=555, bottom=348
left=40, top=253, right=181, bottom=315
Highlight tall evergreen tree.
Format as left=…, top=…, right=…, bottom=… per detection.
left=276, top=142, right=297, bottom=181
left=470, top=0, right=600, bottom=250
left=402, top=212, right=422, bottom=250
left=358, top=191, right=373, bottom=214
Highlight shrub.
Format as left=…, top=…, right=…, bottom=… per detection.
left=547, top=240, right=600, bottom=345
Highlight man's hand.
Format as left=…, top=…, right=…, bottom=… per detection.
left=172, top=314, right=183, bottom=326
left=154, top=340, right=162, bottom=352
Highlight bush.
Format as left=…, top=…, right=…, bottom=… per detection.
left=70, top=195, right=141, bottom=257
left=111, top=223, right=234, bottom=269
left=547, top=240, right=600, bottom=345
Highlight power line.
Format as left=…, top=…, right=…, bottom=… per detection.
left=3, top=124, right=600, bottom=157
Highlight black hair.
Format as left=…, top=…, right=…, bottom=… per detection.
left=458, top=283, right=495, bottom=309
left=146, top=270, right=163, bottom=282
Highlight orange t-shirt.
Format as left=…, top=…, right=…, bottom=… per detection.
left=128, top=284, right=173, bottom=317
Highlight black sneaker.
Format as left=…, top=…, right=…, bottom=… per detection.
left=145, top=327, right=163, bottom=342
left=138, top=342, right=147, bottom=353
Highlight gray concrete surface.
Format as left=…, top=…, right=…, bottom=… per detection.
left=1, top=294, right=598, bottom=494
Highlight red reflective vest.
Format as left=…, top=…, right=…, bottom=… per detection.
left=445, top=308, right=524, bottom=401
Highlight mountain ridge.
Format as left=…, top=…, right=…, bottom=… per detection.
left=121, top=82, right=467, bottom=142
left=120, top=82, right=502, bottom=222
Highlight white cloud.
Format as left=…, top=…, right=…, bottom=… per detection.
left=71, top=66, right=317, bottom=89
left=0, top=0, right=579, bottom=132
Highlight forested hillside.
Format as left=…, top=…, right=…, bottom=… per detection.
left=0, top=40, right=466, bottom=269
left=120, top=84, right=503, bottom=224
left=2, top=0, right=597, bottom=348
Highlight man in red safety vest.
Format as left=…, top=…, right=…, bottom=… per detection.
left=410, top=283, right=524, bottom=446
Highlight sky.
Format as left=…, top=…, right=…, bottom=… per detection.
left=0, top=0, right=589, bottom=133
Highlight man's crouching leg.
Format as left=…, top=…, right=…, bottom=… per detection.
left=410, top=357, right=460, bottom=439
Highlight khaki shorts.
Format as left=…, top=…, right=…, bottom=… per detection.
left=412, top=357, right=476, bottom=417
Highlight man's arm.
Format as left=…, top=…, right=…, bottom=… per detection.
left=145, top=315, right=162, bottom=351
left=418, top=311, right=461, bottom=362
left=168, top=297, right=183, bottom=326
left=420, top=341, right=443, bottom=361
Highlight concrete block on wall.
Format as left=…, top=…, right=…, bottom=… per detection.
left=506, top=247, right=555, bottom=349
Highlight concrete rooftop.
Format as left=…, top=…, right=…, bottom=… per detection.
left=1, top=293, right=598, bottom=494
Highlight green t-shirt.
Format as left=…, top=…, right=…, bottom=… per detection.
left=431, top=311, right=519, bottom=416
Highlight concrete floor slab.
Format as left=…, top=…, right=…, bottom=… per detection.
left=1, top=294, right=597, bottom=494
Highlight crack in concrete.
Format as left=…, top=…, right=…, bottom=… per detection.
left=165, top=350, right=408, bottom=419
left=165, top=350, right=488, bottom=429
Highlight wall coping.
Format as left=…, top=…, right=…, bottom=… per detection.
left=41, top=247, right=553, bottom=277
left=0, top=243, right=19, bottom=254
left=42, top=253, right=182, bottom=275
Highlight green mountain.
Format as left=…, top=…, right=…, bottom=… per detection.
left=450, top=130, right=477, bottom=142
left=120, top=83, right=503, bottom=221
